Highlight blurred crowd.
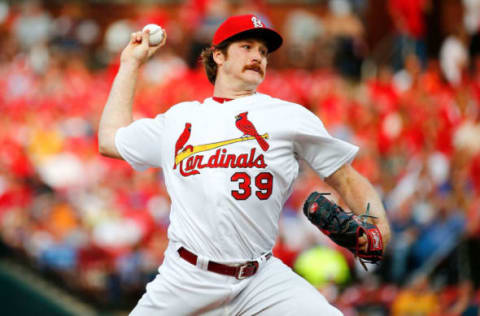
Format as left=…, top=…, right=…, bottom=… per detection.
left=1, top=0, right=480, bottom=314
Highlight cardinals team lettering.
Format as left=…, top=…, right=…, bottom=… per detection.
left=179, top=148, right=267, bottom=176
left=173, top=113, right=269, bottom=177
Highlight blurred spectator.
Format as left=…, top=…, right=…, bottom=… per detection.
left=12, top=0, right=53, bottom=51
left=184, top=0, right=231, bottom=68
left=337, top=276, right=396, bottom=314
left=388, top=0, right=429, bottom=70
left=453, top=115, right=480, bottom=157
left=410, top=195, right=466, bottom=270
left=324, top=0, right=367, bottom=79
left=391, top=274, right=440, bottom=315
left=104, top=19, right=135, bottom=55
left=283, top=10, right=325, bottom=69
left=388, top=197, right=418, bottom=284
left=51, top=3, right=100, bottom=51
left=393, top=53, right=422, bottom=92
left=463, top=0, right=480, bottom=36
left=0, top=2, right=9, bottom=25
left=440, top=26, right=470, bottom=86
left=439, top=280, right=480, bottom=315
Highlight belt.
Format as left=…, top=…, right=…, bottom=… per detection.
left=178, top=247, right=272, bottom=280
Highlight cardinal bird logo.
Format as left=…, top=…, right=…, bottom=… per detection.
left=235, top=112, right=269, bottom=151
left=172, top=118, right=270, bottom=176
left=174, top=122, right=193, bottom=168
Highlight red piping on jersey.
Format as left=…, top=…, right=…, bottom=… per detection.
left=213, top=96, right=234, bottom=103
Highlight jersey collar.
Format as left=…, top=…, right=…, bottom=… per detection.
left=212, top=96, right=234, bottom=103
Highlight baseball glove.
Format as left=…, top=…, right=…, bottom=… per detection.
left=303, top=192, right=383, bottom=268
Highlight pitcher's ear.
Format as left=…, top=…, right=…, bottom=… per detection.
left=213, top=48, right=226, bottom=66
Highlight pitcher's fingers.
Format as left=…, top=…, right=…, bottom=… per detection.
left=132, top=31, right=142, bottom=43
left=358, top=235, right=368, bottom=252
left=159, top=30, right=167, bottom=46
left=141, top=30, right=150, bottom=49
left=130, top=32, right=137, bottom=43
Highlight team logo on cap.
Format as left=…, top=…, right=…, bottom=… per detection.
left=251, top=16, right=264, bottom=28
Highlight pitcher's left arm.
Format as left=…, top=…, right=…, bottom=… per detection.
left=324, top=163, right=391, bottom=248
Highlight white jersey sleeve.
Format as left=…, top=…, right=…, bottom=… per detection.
left=115, top=114, right=166, bottom=171
left=293, top=106, right=358, bottom=179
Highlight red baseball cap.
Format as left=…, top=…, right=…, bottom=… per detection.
left=212, top=14, right=283, bottom=52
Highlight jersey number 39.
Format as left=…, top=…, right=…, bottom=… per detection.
left=231, top=172, right=273, bottom=200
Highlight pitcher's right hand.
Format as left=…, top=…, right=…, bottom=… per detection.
left=120, top=29, right=166, bottom=67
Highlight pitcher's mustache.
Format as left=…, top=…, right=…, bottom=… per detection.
left=243, top=64, right=264, bottom=76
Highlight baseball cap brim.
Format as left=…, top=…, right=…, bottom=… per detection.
left=222, top=28, right=283, bottom=53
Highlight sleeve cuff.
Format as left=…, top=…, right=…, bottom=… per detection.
left=114, top=128, right=149, bottom=172
left=321, top=146, right=359, bottom=179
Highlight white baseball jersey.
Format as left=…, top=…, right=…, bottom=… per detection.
left=115, top=93, right=358, bottom=263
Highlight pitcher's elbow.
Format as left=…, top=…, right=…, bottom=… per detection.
left=98, top=141, right=109, bottom=156
left=98, top=135, right=117, bottom=158
left=98, top=143, right=109, bottom=156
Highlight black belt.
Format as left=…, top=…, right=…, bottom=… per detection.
left=178, top=247, right=271, bottom=280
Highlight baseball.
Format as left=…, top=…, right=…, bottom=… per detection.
left=142, top=24, right=165, bottom=46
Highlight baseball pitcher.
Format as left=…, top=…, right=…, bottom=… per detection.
left=98, top=14, right=391, bottom=315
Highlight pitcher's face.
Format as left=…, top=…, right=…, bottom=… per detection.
left=216, top=39, right=268, bottom=87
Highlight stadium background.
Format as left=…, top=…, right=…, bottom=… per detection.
left=0, top=0, right=479, bottom=315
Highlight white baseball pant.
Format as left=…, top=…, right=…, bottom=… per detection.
left=130, top=243, right=343, bottom=316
